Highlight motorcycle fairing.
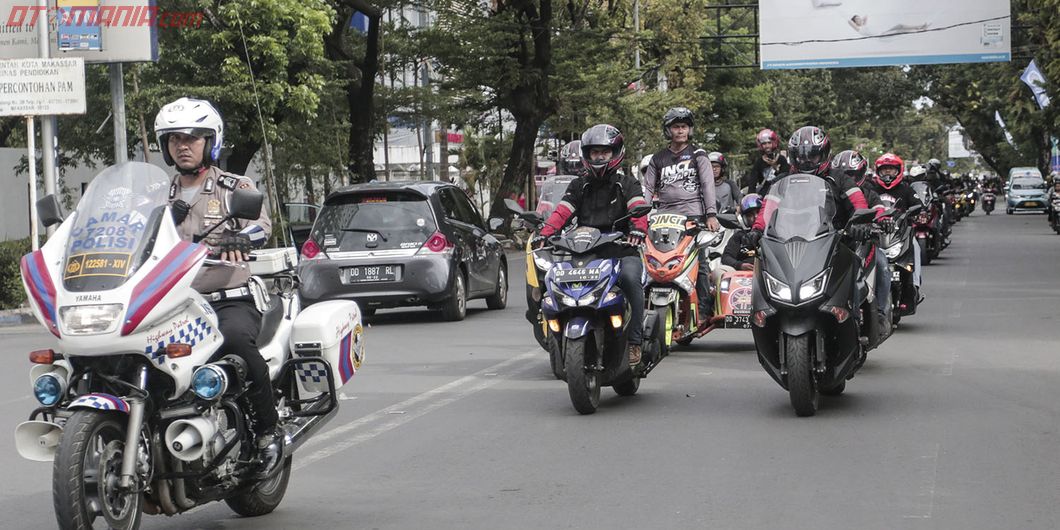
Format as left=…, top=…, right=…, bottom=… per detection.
left=123, top=241, right=209, bottom=335
left=68, top=393, right=130, bottom=414
left=565, top=316, right=592, bottom=339
left=21, top=250, right=60, bottom=337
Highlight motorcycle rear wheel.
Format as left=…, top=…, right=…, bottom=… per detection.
left=53, top=410, right=143, bottom=530
left=785, top=333, right=819, bottom=417
left=565, top=338, right=600, bottom=414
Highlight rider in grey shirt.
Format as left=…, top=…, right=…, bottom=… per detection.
left=709, top=151, right=742, bottom=213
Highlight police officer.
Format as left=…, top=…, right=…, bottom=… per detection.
left=154, top=97, right=282, bottom=479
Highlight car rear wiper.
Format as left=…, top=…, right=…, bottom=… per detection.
left=341, top=228, right=388, bottom=241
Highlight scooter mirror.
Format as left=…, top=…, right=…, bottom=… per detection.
left=488, top=218, right=504, bottom=231
left=846, top=208, right=876, bottom=229
left=229, top=188, right=264, bottom=220
left=504, top=198, right=525, bottom=214
left=629, top=205, right=652, bottom=217
left=716, top=213, right=741, bottom=230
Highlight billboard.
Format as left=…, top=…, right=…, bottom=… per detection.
left=760, top=0, right=1011, bottom=70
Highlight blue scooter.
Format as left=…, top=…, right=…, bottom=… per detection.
left=507, top=201, right=661, bottom=414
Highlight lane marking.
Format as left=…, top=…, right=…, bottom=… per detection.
left=294, top=350, right=538, bottom=471
left=904, top=443, right=941, bottom=519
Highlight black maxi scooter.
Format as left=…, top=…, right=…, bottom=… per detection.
left=749, top=174, right=879, bottom=417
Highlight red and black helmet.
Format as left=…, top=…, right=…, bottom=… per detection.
left=580, top=124, right=625, bottom=180
left=756, top=128, right=780, bottom=153
left=874, top=153, right=905, bottom=189
left=831, top=149, right=869, bottom=185
left=788, top=126, right=831, bottom=175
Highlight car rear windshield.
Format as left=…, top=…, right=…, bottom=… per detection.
left=312, top=191, right=438, bottom=251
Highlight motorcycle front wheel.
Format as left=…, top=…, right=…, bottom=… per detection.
left=564, top=337, right=600, bottom=414
left=785, top=333, right=819, bottom=417
left=53, top=410, right=143, bottom=530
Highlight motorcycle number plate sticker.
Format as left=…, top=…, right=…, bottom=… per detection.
left=64, top=252, right=134, bottom=280
left=892, top=271, right=901, bottom=282
left=554, top=267, right=602, bottom=283
left=724, top=315, right=751, bottom=328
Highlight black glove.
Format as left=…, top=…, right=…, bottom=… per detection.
left=627, top=229, right=646, bottom=247
left=746, top=229, right=762, bottom=248
left=171, top=200, right=191, bottom=225
left=848, top=225, right=872, bottom=242
left=878, top=217, right=896, bottom=233
left=214, top=234, right=252, bottom=256
left=530, top=234, right=547, bottom=250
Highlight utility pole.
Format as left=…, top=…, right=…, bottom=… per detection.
left=37, top=0, right=57, bottom=232
left=110, top=64, right=127, bottom=163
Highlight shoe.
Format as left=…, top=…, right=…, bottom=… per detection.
left=250, top=427, right=285, bottom=481
left=628, top=344, right=642, bottom=366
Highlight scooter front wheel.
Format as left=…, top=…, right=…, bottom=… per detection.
left=564, top=337, right=600, bottom=414
left=785, top=333, right=819, bottom=417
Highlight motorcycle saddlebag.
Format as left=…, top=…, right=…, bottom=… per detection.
left=290, top=300, right=365, bottom=393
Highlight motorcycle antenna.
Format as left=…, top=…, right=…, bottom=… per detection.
left=233, top=9, right=291, bottom=249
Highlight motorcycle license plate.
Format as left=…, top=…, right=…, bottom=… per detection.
left=343, top=264, right=400, bottom=283
left=892, top=271, right=901, bottom=282
left=554, top=267, right=602, bottom=283
left=724, top=314, right=751, bottom=328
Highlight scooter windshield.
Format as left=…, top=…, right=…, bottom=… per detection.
left=910, top=181, right=933, bottom=204
left=62, top=162, right=171, bottom=292
left=648, top=212, right=688, bottom=253
left=763, top=174, right=836, bottom=242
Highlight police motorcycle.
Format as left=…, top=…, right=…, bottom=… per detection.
left=15, top=163, right=365, bottom=529
left=509, top=200, right=661, bottom=414
left=749, top=174, right=881, bottom=417
left=877, top=198, right=923, bottom=326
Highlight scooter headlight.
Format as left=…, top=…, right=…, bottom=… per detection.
left=798, top=269, right=829, bottom=302
left=58, top=304, right=124, bottom=335
left=884, top=243, right=903, bottom=259
left=764, top=272, right=792, bottom=302
left=191, top=365, right=228, bottom=401
left=33, top=373, right=66, bottom=406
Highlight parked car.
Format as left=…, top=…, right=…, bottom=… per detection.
left=297, top=181, right=508, bottom=320
left=1006, top=176, right=1049, bottom=214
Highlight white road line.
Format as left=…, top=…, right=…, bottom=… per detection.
left=904, top=443, right=941, bottom=519
left=293, top=350, right=539, bottom=471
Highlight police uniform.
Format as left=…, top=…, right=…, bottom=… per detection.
left=169, top=165, right=277, bottom=434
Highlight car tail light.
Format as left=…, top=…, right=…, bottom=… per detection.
left=417, top=232, right=454, bottom=255
left=301, top=239, right=324, bottom=260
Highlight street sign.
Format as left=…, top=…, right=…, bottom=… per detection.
left=0, top=57, right=86, bottom=116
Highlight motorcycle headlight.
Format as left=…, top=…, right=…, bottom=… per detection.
left=663, top=256, right=685, bottom=269
left=764, top=272, right=792, bottom=302
left=560, top=295, right=577, bottom=307
left=884, top=243, right=903, bottom=259
left=191, top=365, right=228, bottom=401
left=58, top=304, right=124, bottom=335
left=798, top=269, right=829, bottom=302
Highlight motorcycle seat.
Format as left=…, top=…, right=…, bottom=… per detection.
left=257, top=295, right=284, bottom=346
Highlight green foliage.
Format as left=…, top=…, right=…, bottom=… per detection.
left=0, top=238, right=30, bottom=309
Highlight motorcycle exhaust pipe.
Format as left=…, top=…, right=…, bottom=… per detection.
left=283, top=399, right=339, bottom=458
left=164, top=417, right=219, bottom=462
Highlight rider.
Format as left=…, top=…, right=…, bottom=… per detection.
left=154, top=97, right=283, bottom=479
left=716, top=193, right=763, bottom=278
left=642, top=107, right=721, bottom=324
left=534, top=124, right=649, bottom=366
left=868, top=153, right=924, bottom=298
left=742, top=129, right=788, bottom=193
left=749, top=126, right=872, bottom=242
left=832, top=150, right=892, bottom=326
left=710, top=151, right=743, bottom=213
left=1048, top=180, right=1060, bottom=225
left=560, top=140, right=585, bottom=176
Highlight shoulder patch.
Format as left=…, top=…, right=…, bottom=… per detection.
left=217, top=175, right=239, bottom=190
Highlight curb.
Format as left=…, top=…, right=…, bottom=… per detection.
left=0, top=309, right=36, bottom=328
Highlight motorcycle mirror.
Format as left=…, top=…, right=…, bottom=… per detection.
left=504, top=198, right=525, bottom=214
left=519, top=211, right=544, bottom=226
left=36, top=194, right=64, bottom=228
left=229, top=188, right=264, bottom=220
left=708, top=252, right=722, bottom=261
left=846, top=208, right=876, bottom=229
left=488, top=217, right=504, bottom=231
left=905, top=205, right=923, bottom=218
left=716, top=213, right=741, bottom=230
left=629, top=204, right=652, bottom=217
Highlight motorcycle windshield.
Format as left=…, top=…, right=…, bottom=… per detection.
left=911, top=182, right=933, bottom=204
left=763, top=174, right=836, bottom=242
left=648, top=212, right=688, bottom=253
left=62, top=162, right=171, bottom=292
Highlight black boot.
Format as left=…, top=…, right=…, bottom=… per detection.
left=250, top=427, right=285, bottom=480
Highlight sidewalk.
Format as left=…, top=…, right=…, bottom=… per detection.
left=0, top=307, right=35, bottom=327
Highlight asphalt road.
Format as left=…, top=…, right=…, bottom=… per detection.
left=2, top=209, right=1060, bottom=529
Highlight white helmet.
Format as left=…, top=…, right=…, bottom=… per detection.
left=154, top=97, right=224, bottom=167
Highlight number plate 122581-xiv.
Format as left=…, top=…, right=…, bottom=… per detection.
left=343, top=264, right=401, bottom=283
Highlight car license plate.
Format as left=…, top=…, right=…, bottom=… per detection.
left=725, top=314, right=751, bottom=328
left=1024, top=201, right=1040, bottom=207
left=892, top=270, right=901, bottom=282
left=554, top=267, right=602, bottom=283
left=344, top=264, right=400, bottom=283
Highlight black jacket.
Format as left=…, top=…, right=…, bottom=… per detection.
left=867, top=181, right=923, bottom=212
left=721, top=229, right=757, bottom=269
left=742, top=153, right=789, bottom=193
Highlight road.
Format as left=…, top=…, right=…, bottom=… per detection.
left=2, top=210, right=1059, bottom=529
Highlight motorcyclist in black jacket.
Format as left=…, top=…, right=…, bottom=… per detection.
left=833, top=150, right=891, bottom=327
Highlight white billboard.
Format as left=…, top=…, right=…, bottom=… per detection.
left=760, top=0, right=1011, bottom=70
left=0, top=57, right=87, bottom=116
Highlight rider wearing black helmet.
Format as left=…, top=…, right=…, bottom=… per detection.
left=642, top=107, right=721, bottom=324
left=535, top=124, right=649, bottom=366
left=560, top=140, right=584, bottom=176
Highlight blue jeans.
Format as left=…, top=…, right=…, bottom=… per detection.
left=617, top=255, right=644, bottom=345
